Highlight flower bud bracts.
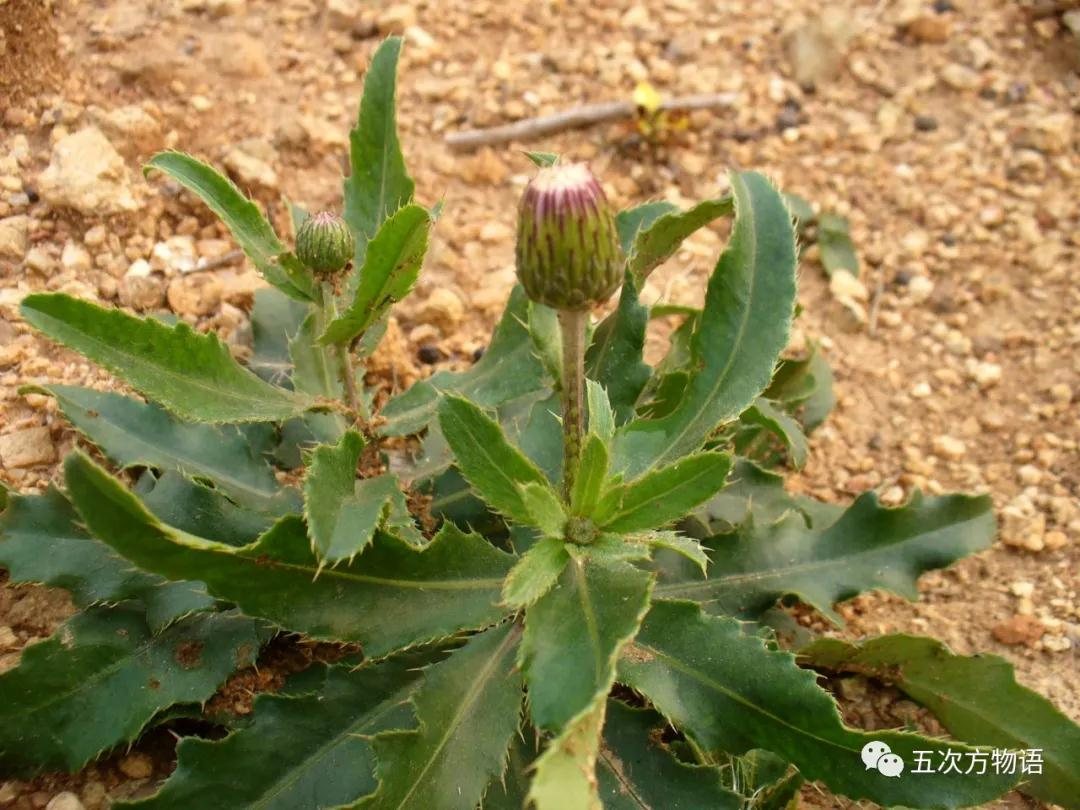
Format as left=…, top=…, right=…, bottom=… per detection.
left=516, top=163, right=622, bottom=310
left=296, top=211, right=355, bottom=276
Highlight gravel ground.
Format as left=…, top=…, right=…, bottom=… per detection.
left=0, top=1, right=1077, bottom=808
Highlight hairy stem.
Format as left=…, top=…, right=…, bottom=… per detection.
left=320, top=282, right=367, bottom=423
left=558, top=309, right=587, bottom=501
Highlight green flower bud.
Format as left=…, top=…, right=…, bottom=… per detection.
left=515, top=163, right=622, bottom=310
left=296, top=211, right=355, bottom=275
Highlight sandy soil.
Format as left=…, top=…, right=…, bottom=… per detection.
left=0, top=1, right=1077, bottom=808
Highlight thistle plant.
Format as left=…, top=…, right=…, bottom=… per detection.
left=1, top=37, right=1078, bottom=810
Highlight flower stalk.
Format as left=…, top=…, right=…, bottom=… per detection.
left=515, top=162, right=622, bottom=502
left=558, top=308, right=587, bottom=499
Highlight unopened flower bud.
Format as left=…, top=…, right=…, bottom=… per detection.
left=296, top=211, right=355, bottom=275
left=516, top=163, right=622, bottom=310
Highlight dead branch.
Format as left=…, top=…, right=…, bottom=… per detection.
left=444, top=93, right=738, bottom=152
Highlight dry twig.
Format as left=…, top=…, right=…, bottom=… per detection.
left=445, top=93, right=737, bottom=151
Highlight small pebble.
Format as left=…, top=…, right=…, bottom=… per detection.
left=914, top=114, right=939, bottom=132
left=932, top=435, right=966, bottom=459
left=118, top=752, right=153, bottom=780
left=992, top=615, right=1044, bottom=646
left=417, top=344, right=443, bottom=364
left=46, top=793, right=86, bottom=810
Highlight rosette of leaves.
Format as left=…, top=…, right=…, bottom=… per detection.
left=1, top=36, right=1077, bottom=810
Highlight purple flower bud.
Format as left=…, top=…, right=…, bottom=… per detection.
left=515, top=163, right=622, bottom=310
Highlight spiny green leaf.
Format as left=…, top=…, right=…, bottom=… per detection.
left=512, top=391, right=564, bottom=485
left=0, top=487, right=215, bottom=631
left=21, top=294, right=312, bottom=423
left=528, top=696, right=606, bottom=810
left=321, top=204, right=430, bottom=345
left=290, top=313, right=349, bottom=443
left=313, top=472, right=408, bottom=563
left=618, top=601, right=1016, bottom=808
left=64, top=453, right=515, bottom=657
left=585, top=276, right=649, bottom=425
left=694, top=457, right=834, bottom=531
left=344, top=36, right=415, bottom=267
left=481, top=730, right=540, bottom=810
left=802, top=634, right=1080, bottom=807
left=119, top=658, right=429, bottom=810
left=502, top=537, right=570, bottom=609
left=519, top=482, right=567, bottom=538
left=598, top=700, right=740, bottom=810
left=0, top=606, right=265, bottom=776
left=249, top=287, right=308, bottom=386
left=34, top=385, right=292, bottom=512
left=304, top=431, right=379, bottom=563
left=437, top=395, right=554, bottom=528
left=585, top=380, right=615, bottom=440
left=528, top=301, right=562, bottom=382
left=380, top=287, right=547, bottom=437
left=741, top=398, right=809, bottom=469
left=615, top=201, right=679, bottom=254
left=358, top=622, right=524, bottom=810
left=723, top=750, right=803, bottom=810
left=641, top=531, right=709, bottom=576
left=626, top=196, right=733, bottom=284
left=144, top=151, right=313, bottom=300
left=611, top=172, right=797, bottom=479
left=596, top=452, right=731, bottom=533
left=659, top=492, right=994, bottom=622
left=570, top=435, right=609, bottom=517
left=521, top=555, right=653, bottom=732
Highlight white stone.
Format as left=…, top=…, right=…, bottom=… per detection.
left=61, top=240, right=92, bottom=273
left=1009, top=581, right=1035, bottom=598
left=906, top=274, right=934, bottom=303
left=224, top=145, right=278, bottom=190
left=38, top=127, right=138, bottom=214
left=46, top=793, right=86, bottom=810
left=0, top=215, right=29, bottom=260
left=151, top=235, right=198, bottom=274
left=932, top=435, right=966, bottom=460
left=125, top=258, right=153, bottom=278
left=970, top=361, right=1003, bottom=389
left=0, top=427, right=56, bottom=469
left=24, top=247, right=53, bottom=273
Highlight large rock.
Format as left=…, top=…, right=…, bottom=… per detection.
left=38, top=127, right=138, bottom=215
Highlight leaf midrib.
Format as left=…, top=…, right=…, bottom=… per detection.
left=249, top=551, right=506, bottom=591
left=248, top=684, right=415, bottom=810
left=60, top=400, right=277, bottom=504
left=631, top=636, right=855, bottom=756
left=573, top=559, right=605, bottom=679
left=654, top=514, right=983, bottom=600
left=641, top=190, right=759, bottom=475
left=6, top=613, right=241, bottom=721
left=604, top=457, right=722, bottom=529
left=31, top=307, right=299, bottom=416
left=447, top=404, right=546, bottom=521
left=597, top=746, right=651, bottom=809
left=391, top=626, right=519, bottom=809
